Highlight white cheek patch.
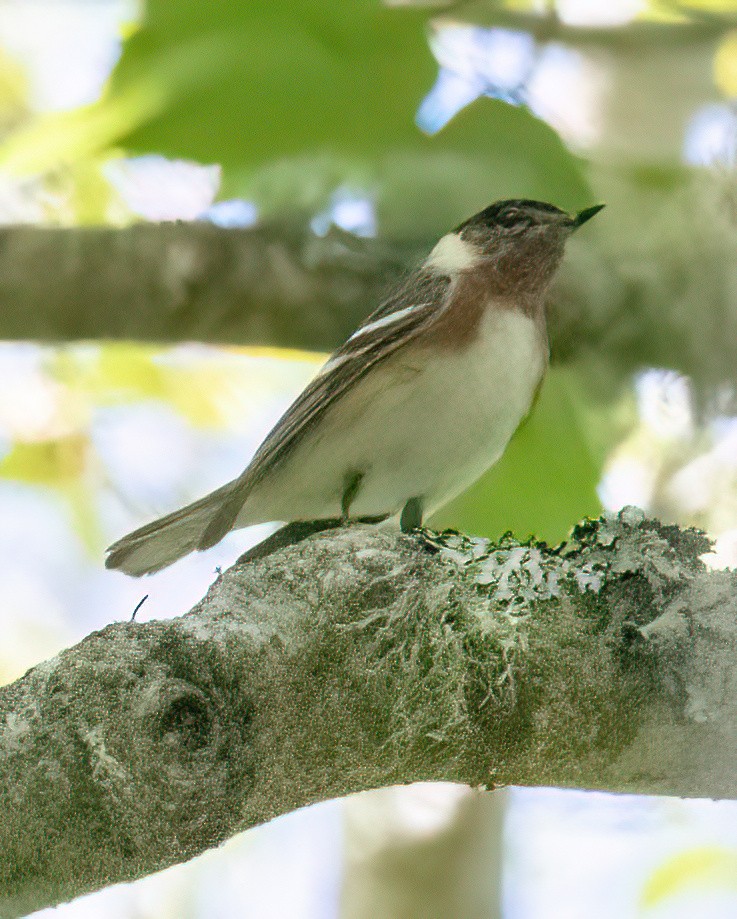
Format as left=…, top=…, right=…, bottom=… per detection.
left=425, top=233, right=480, bottom=274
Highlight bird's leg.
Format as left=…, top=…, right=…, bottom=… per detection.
left=400, top=496, right=424, bottom=532
left=341, top=471, right=364, bottom=522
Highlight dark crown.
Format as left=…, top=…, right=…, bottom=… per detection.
left=456, top=199, right=568, bottom=233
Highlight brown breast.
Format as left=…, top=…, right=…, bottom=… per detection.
left=426, top=259, right=550, bottom=352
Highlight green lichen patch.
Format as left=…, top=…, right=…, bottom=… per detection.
left=412, top=509, right=716, bottom=785
left=421, top=506, right=711, bottom=630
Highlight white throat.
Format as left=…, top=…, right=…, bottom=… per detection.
left=425, top=232, right=481, bottom=274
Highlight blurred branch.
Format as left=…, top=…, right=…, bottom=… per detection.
left=1, top=511, right=735, bottom=916
left=0, top=221, right=406, bottom=352
left=552, top=172, right=737, bottom=392
left=428, top=0, right=734, bottom=46
left=3, top=174, right=737, bottom=402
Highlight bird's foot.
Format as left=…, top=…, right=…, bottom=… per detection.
left=400, top=496, right=424, bottom=532
left=236, top=514, right=390, bottom=567
left=237, top=519, right=342, bottom=566
left=341, top=471, right=364, bottom=520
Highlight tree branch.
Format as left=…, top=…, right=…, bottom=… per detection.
left=2, top=182, right=736, bottom=395
left=1, top=509, right=735, bottom=917
left=0, top=222, right=403, bottom=351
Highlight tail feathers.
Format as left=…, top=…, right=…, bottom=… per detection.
left=105, top=481, right=241, bottom=576
left=198, top=480, right=251, bottom=552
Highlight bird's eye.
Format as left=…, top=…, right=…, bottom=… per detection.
left=501, top=207, right=532, bottom=230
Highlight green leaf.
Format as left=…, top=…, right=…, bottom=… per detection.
left=640, top=846, right=737, bottom=910
left=431, top=365, right=605, bottom=544
left=0, top=0, right=587, bottom=221
left=0, top=435, right=88, bottom=485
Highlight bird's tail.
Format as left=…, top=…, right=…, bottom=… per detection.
left=105, top=480, right=242, bottom=576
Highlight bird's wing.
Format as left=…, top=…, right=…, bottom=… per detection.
left=198, top=271, right=451, bottom=549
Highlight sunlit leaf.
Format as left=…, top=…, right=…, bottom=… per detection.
left=640, top=846, right=737, bottom=910
left=713, top=28, right=737, bottom=93
left=431, top=365, right=605, bottom=544
left=72, top=345, right=166, bottom=403
left=0, top=0, right=587, bottom=219
left=0, top=434, right=89, bottom=484
left=0, top=47, right=29, bottom=128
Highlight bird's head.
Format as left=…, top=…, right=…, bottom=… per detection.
left=425, top=198, right=603, bottom=300
left=461, top=197, right=602, bottom=253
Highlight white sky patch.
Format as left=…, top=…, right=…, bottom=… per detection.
left=430, top=23, right=535, bottom=91
left=417, top=22, right=605, bottom=150
left=683, top=104, right=737, bottom=168
left=104, top=156, right=221, bottom=222
left=635, top=369, right=693, bottom=440
left=201, top=199, right=259, bottom=229
left=426, top=232, right=479, bottom=273
left=310, top=188, right=377, bottom=238
left=416, top=68, right=488, bottom=134
left=0, top=343, right=83, bottom=441
left=704, top=529, right=737, bottom=570
left=506, top=789, right=737, bottom=919
left=92, top=402, right=198, bottom=510
left=598, top=369, right=695, bottom=513
left=526, top=43, right=607, bottom=150
left=598, top=456, right=655, bottom=513
left=555, top=0, right=645, bottom=27
left=417, top=25, right=535, bottom=132
left=665, top=415, right=737, bottom=518
left=0, top=0, right=136, bottom=112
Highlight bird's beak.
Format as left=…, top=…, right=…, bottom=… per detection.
left=570, top=203, right=605, bottom=230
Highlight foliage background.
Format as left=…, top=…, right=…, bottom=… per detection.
left=3, top=0, right=737, bottom=916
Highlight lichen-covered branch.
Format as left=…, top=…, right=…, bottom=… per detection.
left=1, top=509, right=736, bottom=917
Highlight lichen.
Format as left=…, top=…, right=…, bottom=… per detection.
left=420, top=506, right=711, bottom=630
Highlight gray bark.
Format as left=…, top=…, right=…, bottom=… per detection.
left=0, top=509, right=735, bottom=917
left=0, top=222, right=405, bottom=351
left=2, top=179, right=737, bottom=397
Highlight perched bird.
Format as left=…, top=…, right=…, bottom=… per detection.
left=106, top=198, right=603, bottom=576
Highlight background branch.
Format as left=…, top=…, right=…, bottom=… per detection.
left=1, top=510, right=735, bottom=917
left=0, top=222, right=404, bottom=352
left=2, top=174, right=737, bottom=398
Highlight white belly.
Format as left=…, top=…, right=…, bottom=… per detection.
left=242, top=308, right=547, bottom=524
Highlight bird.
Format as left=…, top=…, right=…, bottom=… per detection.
left=106, top=198, right=603, bottom=576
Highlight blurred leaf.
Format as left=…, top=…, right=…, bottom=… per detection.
left=431, top=366, right=604, bottom=544
left=59, top=161, right=117, bottom=226
left=0, top=83, right=156, bottom=176
left=108, top=2, right=434, bottom=167
left=62, top=478, right=104, bottom=558
left=0, top=47, right=29, bottom=132
left=78, top=345, right=166, bottom=403
left=674, top=0, right=737, bottom=15
left=0, top=434, right=88, bottom=484
left=640, top=846, right=737, bottom=910
left=53, top=345, right=221, bottom=425
left=713, top=27, right=737, bottom=93
left=0, top=0, right=588, bottom=222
